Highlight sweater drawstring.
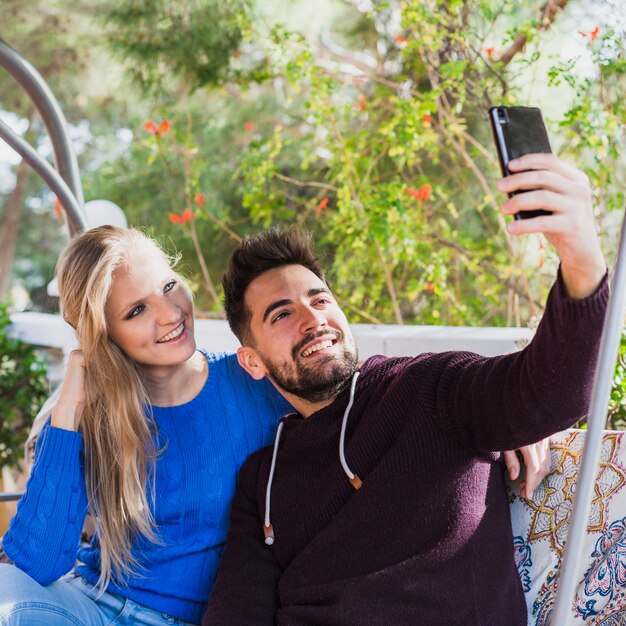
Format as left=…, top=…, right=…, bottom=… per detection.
left=263, top=421, right=284, bottom=545
left=262, top=371, right=361, bottom=547
left=339, top=371, right=361, bottom=489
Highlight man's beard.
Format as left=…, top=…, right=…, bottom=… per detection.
left=263, top=330, right=358, bottom=404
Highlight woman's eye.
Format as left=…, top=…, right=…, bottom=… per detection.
left=127, top=304, right=145, bottom=319
left=164, top=280, right=176, bottom=293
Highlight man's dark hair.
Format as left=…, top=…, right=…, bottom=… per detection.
left=222, top=227, right=326, bottom=344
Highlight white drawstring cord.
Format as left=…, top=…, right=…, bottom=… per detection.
left=262, top=371, right=362, bottom=546
left=339, top=371, right=362, bottom=489
left=263, top=421, right=284, bottom=545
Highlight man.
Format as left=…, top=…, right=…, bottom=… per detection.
left=204, top=153, right=608, bottom=625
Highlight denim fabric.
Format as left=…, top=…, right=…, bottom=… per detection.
left=0, top=565, right=197, bottom=626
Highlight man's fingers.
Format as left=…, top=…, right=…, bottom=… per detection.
left=508, top=153, right=587, bottom=182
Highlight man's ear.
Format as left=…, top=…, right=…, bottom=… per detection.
left=237, top=346, right=267, bottom=380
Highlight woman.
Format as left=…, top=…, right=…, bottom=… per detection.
left=0, top=225, right=290, bottom=625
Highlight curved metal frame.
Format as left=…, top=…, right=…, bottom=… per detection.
left=0, top=37, right=86, bottom=234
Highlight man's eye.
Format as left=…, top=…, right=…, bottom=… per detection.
left=127, top=304, right=145, bottom=319
left=272, top=311, right=289, bottom=323
left=164, top=280, right=176, bottom=293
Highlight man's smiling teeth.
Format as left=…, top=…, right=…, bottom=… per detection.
left=157, top=322, right=184, bottom=343
left=302, top=339, right=334, bottom=357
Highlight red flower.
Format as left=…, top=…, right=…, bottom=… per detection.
left=354, top=95, right=367, bottom=111
left=422, top=112, right=432, bottom=125
left=144, top=120, right=158, bottom=134
left=579, top=28, right=599, bottom=42
left=194, top=193, right=205, bottom=208
left=316, top=197, right=329, bottom=216
left=394, top=35, right=408, bottom=45
left=485, top=47, right=495, bottom=57
left=168, top=209, right=194, bottom=225
left=245, top=121, right=253, bottom=132
left=158, top=120, right=171, bottom=135
left=404, top=184, right=432, bottom=201
left=417, top=184, right=432, bottom=201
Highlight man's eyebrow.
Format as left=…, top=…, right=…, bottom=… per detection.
left=308, top=287, right=331, bottom=297
left=263, top=299, right=292, bottom=323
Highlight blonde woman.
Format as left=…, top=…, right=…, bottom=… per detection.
left=0, top=226, right=290, bottom=625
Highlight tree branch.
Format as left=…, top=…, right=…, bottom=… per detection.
left=498, top=0, right=570, bottom=67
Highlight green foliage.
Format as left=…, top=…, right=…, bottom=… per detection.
left=101, top=0, right=255, bottom=92
left=0, top=303, right=49, bottom=469
left=609, top=331, right=626, bottom=430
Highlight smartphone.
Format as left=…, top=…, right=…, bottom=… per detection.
left=489, top=106, right=552, bottom=220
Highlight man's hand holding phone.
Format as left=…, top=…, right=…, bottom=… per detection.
left=497, top=152, right=606, bottom=299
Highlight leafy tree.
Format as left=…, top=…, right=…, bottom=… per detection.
left=0, top=303, right=48, bottom=469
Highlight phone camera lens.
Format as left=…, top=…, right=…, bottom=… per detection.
left=497, top=108, right=508, bottom=124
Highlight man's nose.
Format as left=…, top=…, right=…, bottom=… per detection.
left=299, top=306, right=327, bottom=334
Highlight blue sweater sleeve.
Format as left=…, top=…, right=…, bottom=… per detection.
left=3, top=424, right=88, bottom=585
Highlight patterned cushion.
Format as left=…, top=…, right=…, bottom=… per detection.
left=510, top=430, right=626, bottom=625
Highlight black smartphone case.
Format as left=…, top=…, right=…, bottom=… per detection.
left=489, top=106, right=552, bottom=220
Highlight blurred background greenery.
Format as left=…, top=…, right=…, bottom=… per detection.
left=1, top=0, right=626, bottom=442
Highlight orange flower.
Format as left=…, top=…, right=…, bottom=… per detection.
left=158, top=120, right=171, bottom=135
left=144, top=120, right=158, bottom=134
left=394, top=35, right=408, bottom=44
left=316, top=197, right=329, bottom=216
left=194, top=193, right=205, bottom=208
left=426, top=281, right=435, bottom=294
left=53, top=198, right=63, bottom=218
left=245, top=121, right=253, bottom=132
left=417, top=184, right=432, bottom=201
left=422, top=112, right=432, bottom=125
left=168, top=209, right=194, bottom=225
left=485, top=47, right=495, bottom=57
left=404, top=184, right=432, bottom=201
left=590, top=26, right=600, bottom=41
left=354, top=95, right=367, bottom=111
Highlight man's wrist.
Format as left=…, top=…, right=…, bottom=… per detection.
left=559, top=257, right=607, bottom=300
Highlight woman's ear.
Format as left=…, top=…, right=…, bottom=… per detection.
left=237, top=346, right=268, bottom=380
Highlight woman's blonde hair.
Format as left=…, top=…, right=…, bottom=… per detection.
left=55, top=225, right=175, bottom=590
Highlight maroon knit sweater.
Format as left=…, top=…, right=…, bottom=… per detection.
left=204, top=274, right=608, bottom=626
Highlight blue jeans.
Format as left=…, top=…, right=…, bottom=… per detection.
left=0, top=565, right=197, bottom=625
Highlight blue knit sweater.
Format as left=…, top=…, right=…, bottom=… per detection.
left=3, top=351, right=291, bottom=624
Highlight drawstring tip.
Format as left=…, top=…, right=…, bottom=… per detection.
left=263, top=524, right=275, bottom=545
left=349, top=474, right=362, bottom=490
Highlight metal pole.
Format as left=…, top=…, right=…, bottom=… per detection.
left=551, top=208, right=626, bottom=624
left=0, top=118, right=85, bottom=233
left=0, top=37, right=85, bottom=233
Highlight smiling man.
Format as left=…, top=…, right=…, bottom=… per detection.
left=204, top=154, right=608, bottom=625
